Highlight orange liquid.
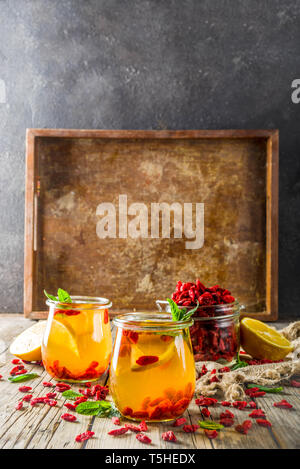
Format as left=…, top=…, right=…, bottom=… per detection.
left=110, top=328, right=195, bottom=421
left=42, top=307, right=112, bottom=382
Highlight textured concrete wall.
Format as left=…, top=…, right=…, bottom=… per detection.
left=0, top=0, right=299, bottom=316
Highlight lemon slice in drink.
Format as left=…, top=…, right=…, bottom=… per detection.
left=48, top=319, right=80, bottom=358
left=240, top=317, right=293, bottom=360
left=130, top=342, right=175, bottom=372
left=10, top=321, right=47, bottom=361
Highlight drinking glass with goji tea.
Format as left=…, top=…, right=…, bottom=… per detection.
left=110, top=313, right=195, bottom=422
left=42, top=293, right=112, bottom=383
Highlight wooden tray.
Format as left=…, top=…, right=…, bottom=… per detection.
left=24, top=129, right=278, bottom=320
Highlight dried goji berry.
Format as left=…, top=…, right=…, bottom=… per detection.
left=75, top=431, right=94, bottom=442
left=112, top=416, right=120, bottom=425
left=201, top=408, right=211, bottom=418
left=131, top=411, right=149, bottom=419
left=15, top=401, right=23, bottom=410
left=125, top=423, right=141, bottom=433
left=195, top=396, right=218, bottom=406
left=61, top=413, right=77, bottom=422
left=122, top=406, right=133, bottom=416
left=173, top=417, right=187, bottom=427
left=232, top=401, right=248, bottom=410
left=220, top=417, right=234, bottom=427
left=43, top=382, right=54, bottom=387
left=204, top=429, right=218, bottom=439
left=219, top=367, right=231, bottom=373
left=74, top=397, right=87, bottom=406
left=108, top=427, right=129, bottom=436
left=220, top=409, right=234, bottom=419
left=0, top=375, right=2, bottom=379
left=104, top=309, right=109, bottom=324
left=235, top=420, right=252, bottom=434
left=64, top=403, right=77, bottom=411
left=183, top=424, right=199, bottom=433
left=136, top=433, right=151, bottom=444
left=221, top=401, right=231, bottom=407
left=162, top=431, right=177, bottom=442
left=256, top=418, right=272, bottom=427
left=136, top=355, right=159, bottom=366
left=139, top=420, right=148, bottom=432
left=22, top=394, right=33, bottom=402
left=12, top=359, right=21, bottom=364
left=273, top=399, right=293, bottom=409
left=249, top=409, right=265, bottom=418
left=248, top=401, right=257, bottom=409
left=18, top=385, right=32, bottom=393
left=46, top=392, right=57, bottom=399
left=45, top=399, right=57, bottom=407
left=291, top=380, right=300, bottom=388
left=247, top=391, right=266, bottom=398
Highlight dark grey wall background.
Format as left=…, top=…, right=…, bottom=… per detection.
left=0, top=0, right=299, bottom=317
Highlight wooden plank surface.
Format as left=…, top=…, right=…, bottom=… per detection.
left=0, top=315, right=298, bottom=449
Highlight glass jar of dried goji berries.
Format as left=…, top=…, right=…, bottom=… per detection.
left=42, top=296, right=112, bottom=383
left=157, top=300, right=241, bottom=363
left=110, top=313, right=196, bottom=422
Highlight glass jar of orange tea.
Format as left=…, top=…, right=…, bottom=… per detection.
left=42, top=296, right=112, bottom=383
left=110, top=313, right=195, bottom=422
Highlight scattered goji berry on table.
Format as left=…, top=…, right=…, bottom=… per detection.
left=219, top=367, right=231, bottom=373
left=112, top=417, right=120, bottom=425
left=61, top=413, right=77, bottom=422
left=273, top=399, right=293, bottom=409
left=220, top=409, right=234, bottom=419
left=221, top=401, right=231, bottom=407
left=220, top=417, right=234, bottom=427
left=256, top=418, right=272, bottom=427
left=290, top=380, right=300, bottom=388
left=18, top=385, right=32, bottom=393
left=124, top=423, right=141, bottom=433
left=108, top=427, right=129, bottom=436
left=22, top=394, right=33, bottom=402
left=136, top=433, right=151, bottom=444
left=0, top=375, right=2, bottom=379
left=232, top=401, right=248, bottom=410
left=210, top=376, right=219, bottom=384
left=45, top=392, right=57, bottom=399
left=55, top=382, right=71, bottom=392
left=45, top=399, right=57, bottom=407
left=75, top=431, right=95, bottom=442
left=162, top=431, right=177, bottom=442
left=139, top=420, right=148, bottom=432
left=64, top=402, right=77, bottom=411
left=249, top=409, right=265, bottom=418
left=43, top=382, right=54, bottom=387
left=201, top=408, right=211, bottom=418
left=12, top=359, right=21, bottom=364
left=248, top=401, right=257, bottom=409
left=15, top=401, right=23, bottom=410
left=204, top=429, right=218, bottom=439
left=247, top=391, right=266, bottom=398
left=235, top=420, right=252, bottom=434
left=173, top=417, right=187, bottom=427
left=195, top=396, right=218, bottom=406
left=183, top=424, right=199, bottom=433
left=85, top=382, right=91, bottom=388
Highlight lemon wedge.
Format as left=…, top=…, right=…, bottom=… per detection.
left=130, top=342, right=175, bottom=372
left=10, top=321, right=47, bottom=361
left=240, top=317, right=293, bottom=360
left=48, top=319, right=80, bottom=358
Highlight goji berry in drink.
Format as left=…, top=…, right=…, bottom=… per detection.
left=43, top=382, right=54, bottom=387
left=256, top=418, right=271, bottom=427
left=139, top=421, right=148, bottom=432
left=75, top=431, right=94, bottom=442
left=149, top=397, right=164, bottom=407
left=172, top=397, right=190, bottom=416
left=183, top=424, right=199, bottom=433
left=273, top=399, right=293, bottom=409
left=15, top=401, right=23, bottom=410
left=136, top=355, right=159, bottom=366
left=18, top=386, right=32, bottom=393
left=136, top=433, right=151, bottom=444
left=112, top=417, right=120, bottom=425
left=122, top=406, right=133, bottom=416
left=104, top=309, right=109, bottom=324
left=108, top=427, right=128, bottom=436
left=162, top=431, right=177, bottom=442
left=201, top=408, right=211, bottom=418
left=173, top=417, right=187, bottom=426
left=22, top=394, right=33, bottom=402
left=61, top=413, right=77, bottom=422
left=131, top=411, right=149, bottom=419
left=204, top=429, right=218, bottom=439
left=248, top=409, right=265, bottom=418
left=64, top=403, right=77, bottom=411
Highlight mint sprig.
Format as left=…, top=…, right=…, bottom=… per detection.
left=167, top=298, right=199, bottom=322
left=44, top=288, right=71, bottom=303
left=8, top=373, right=39, bottom=383
left=230, top=351, right=248, bottom=371
left=75, top=400, right=120, bottom=418
left=62, top=390, right=84, bottom=400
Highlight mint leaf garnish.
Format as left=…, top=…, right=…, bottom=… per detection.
left=44, top=290, right=58, bottom=301
left=75, top=400, right=121, bottom=418
left=167, top=298, right=199, bottom=322
left=57, top=288, right=72, bottom=303
left=62, top=390, right=84, bottom=400
left=8, top=373, right=39, bottom=383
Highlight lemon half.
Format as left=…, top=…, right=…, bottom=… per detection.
left=240, top=317, right=293, bottom=360
left=10, top=321, right=47, bottom=361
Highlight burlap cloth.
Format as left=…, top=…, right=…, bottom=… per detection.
left=195, top=321, right=300, bottom=401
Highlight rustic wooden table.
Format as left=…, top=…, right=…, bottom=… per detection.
left=0, top=316, right=299, bottom=450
